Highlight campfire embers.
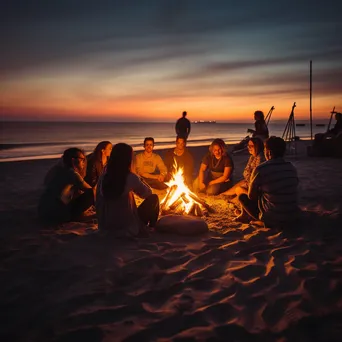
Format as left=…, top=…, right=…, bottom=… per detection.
left=160, top=165, right=211, bottom=217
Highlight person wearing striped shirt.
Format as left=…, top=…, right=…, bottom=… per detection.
left=236, top=136, right=299, bottom=228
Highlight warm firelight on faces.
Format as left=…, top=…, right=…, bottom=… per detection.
left=176, top=139, right=186, bottom=150
left=212, top=145, right=222, bottom=159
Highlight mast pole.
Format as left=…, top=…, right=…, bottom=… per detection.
left=310, top=60, right=313, bottom=140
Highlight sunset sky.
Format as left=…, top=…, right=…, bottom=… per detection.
left=1, top=0, right=341, bottom=122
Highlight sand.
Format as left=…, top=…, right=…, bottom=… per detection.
left=1, top=141, right=342, bottom=341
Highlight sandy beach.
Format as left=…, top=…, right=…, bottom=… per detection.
left=1, top=141, right=342, bottom=341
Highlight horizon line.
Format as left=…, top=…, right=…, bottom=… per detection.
left=0, top=118, right=331, bottom=123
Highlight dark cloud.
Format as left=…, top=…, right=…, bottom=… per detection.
left=1, top=0, right=342, bottom=104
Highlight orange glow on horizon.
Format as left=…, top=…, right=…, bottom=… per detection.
left=2, top=95, right=340, bottom=122
left=2, top=75, right=340, bottom=121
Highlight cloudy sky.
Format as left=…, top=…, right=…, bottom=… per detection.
left=1, top=0, right=341, bottom=121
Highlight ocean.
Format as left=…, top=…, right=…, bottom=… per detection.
left=0, top=121, right=328, bottom=162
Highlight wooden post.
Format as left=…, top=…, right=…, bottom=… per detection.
left=310, top=60, right=313, bottom=140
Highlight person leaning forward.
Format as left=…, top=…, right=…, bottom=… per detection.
left=38, top=148, right=95, bottom=223
left=135, top=137, right=168, bottom=190
left=236, top=136, right=299, bottom=228
left=193, top=139, right=234, bottom=195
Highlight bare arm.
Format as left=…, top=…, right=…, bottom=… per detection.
left=156, top=155, right=167, bottom=177
left=74, top=171, right=93, bottom=191
left=198, top=163, right=207, bottom=185
left=131, top=174, right=152, bottom=199
left=80, top=180, right=92, bottom=190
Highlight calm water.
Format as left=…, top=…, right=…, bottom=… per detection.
left=0, top=121, right=328, bottom=162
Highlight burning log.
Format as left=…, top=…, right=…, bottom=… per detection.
left=188, top=202, right=201, bottom=216
left=188, top=202, right=196, bottom=216
left=180, top=193, right=190, bottom=204
left=194, top=203, right=203, bottom=217
left=161, top=184, right=177, bottom=211
left=169, top=197, right=183, bottom=211
left=188, top=192, right=214, bottom=213
left=160, top=165, right=212, bottom=217
left=174, top=203, right=185, bottom=214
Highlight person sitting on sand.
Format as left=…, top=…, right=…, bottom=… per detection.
left=247, top=110, right=269, bottom=141
left=327, top=112, right=342, bottom=136
left=85, top=141, right=112, bottom=188
left=235, top=136, right=299, bottom=228
left=315, top=112, right=342, bottom=141
left=311, top=112, right=342, bottom=157
left=164, top=136, right=194, bottom=188
left=96, top=143, right=159, bottom=237
left=38, top=148, right=95, bottom=223
left=193, top=139, right=234, bottom=195
left=175, top=111, right=191, bottom=139
left=135, top=137, right=168, bottom=190
left=222, top=137, right=264, bottom=198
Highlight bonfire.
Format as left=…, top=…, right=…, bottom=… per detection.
left=160, top=162, right=210, bottom=217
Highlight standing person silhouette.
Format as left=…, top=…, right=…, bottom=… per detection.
left=175, top=111, right=191, bottom=139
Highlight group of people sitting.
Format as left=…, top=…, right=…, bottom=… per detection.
left=38, top=112, right=299, bottom=236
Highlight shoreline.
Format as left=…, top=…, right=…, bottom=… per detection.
left=0, top=137, right=315, bottom=164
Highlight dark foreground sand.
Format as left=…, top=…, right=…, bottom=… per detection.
left=1, top=141, right=342, bottom=341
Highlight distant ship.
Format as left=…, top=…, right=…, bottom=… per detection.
left=193, top=120, right=216, bottom=124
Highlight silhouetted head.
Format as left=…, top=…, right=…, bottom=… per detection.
left=335, top=112, right=342, bottom=122
left=93, top=141, right=112, bottom=162
left=62, top=148, right=86, bottom=176
left=175, top=136, right=186, bottom=152
left=254, top=110, right=265, bottom=121
left=182, top=111, right=187, bottom=117
left=102, top=143, right=133, bottom=199
left=209, top=139, right=226, bottom=159
left=264, top=136, right=286, bottom=160
left=248, top=137, right=264, bottom=157
left=144, top=137, right=155, bottom=153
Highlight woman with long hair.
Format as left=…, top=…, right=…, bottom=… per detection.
left=96, top=143, right=159, bottom=237
left=85, top=141, right=112, bottom=187
left=222, top=137, right=264, bottom=198
left=193, top=139, right=234, bottom=195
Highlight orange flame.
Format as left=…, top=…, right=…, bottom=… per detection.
left=160, top=160, right=197, bottom=214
